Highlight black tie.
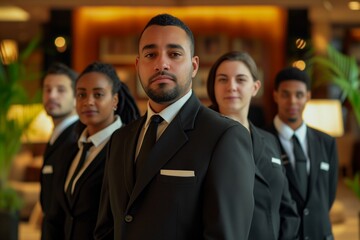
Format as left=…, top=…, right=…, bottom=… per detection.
left=136, top=115, right=163, bottom=177
left=292, top=135, right=308, bottom=198
left=66, top=142, right=93, bottom=203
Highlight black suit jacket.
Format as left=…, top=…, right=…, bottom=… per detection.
left=45, top=139, right=109, bottom=240
left=40, top=120, right=82, bottom=239
left=268, top=124, right=338, bottom=240
left=249, top=123, right=299, bottom=240
left=95, top=94, right=255, bottom=240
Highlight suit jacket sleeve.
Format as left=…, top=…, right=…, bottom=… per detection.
left=203, top=124, right=255, bottom=239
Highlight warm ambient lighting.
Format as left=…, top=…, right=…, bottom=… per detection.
left=0, top=6, right=30, bottom=21
left=292, top=60, right=306, bottom=70
left=303, top=99, right=344, bottom=137
left=0, top=39, right=18, bottom=64
left=78, top=6, right=281, bottom=22
left=348, top=1, right=360, bottom=10
left=8, top=104, right=53, bottom=143
left=54, top=36, right=67, bottom=53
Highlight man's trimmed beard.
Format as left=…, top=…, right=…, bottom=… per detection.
left=146, top=83, right=180, bottom=104
left=49, top=111, right=73, bottom=120
left=287, top=117, right=298, bottom=123
left=138, top=71, right=192, bottom=104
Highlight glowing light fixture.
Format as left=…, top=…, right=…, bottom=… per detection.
left=303, top=99, right=344, bottom=137
left=292, top=60, right=306, bottom=70
left=54, top=36, right=67, bottom=53
left=0, top=39, right=18, bottom=64
left=0, top=6, right=30, bottom=21
left=8, top=104, right=53, bottom=143
left=348, top=1, right=360, bottom=10
left=295, top=38, right=306, bottom=49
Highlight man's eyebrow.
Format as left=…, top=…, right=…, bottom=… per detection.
left=167, top=43, right=184, bottom=51
left=141, top=44, right=156, bottom=53
left=141, top=43, right=185, bottom=53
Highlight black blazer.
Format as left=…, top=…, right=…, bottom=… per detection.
left=268, top=124, right=338, bottom=240
left=249, top=122, right=299, bottom=240
left=45, top=140, right=109, bottom=240
left=95, top=93, right=255, bottom=240
left=40, top=121, right=82, bottom=239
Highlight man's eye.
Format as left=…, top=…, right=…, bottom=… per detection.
left=144, top=53, right=155, bottom=58
left=77, top=93, right=85, bottom=98
left=94, top=93, right=104, bottom=98
left=170, top=52, right=181, bottom=57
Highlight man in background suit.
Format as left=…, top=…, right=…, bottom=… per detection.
left=40, top=62, right=81, bottom=239
left=95, top=13, right=255, bottom=240
left=269, top=67, right=338, bottom=240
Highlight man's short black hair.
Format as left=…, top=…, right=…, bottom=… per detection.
left=274, top=67, right=311, bottom=90
left=139, top=13, right=195, bottom=56
left=41, top=62, right=78, bottom=92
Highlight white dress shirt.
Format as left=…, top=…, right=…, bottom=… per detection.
left=49, top=115, right=79, bottom=145
left=135, top=90, right=192, bottom=159
left=65, top=115, right=122, bottom=193
left=274, top=115, right=310, bottom=174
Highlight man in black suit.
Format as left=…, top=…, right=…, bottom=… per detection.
left=269, top=67, right=338, bottom=240
left=40, top=62, right=82, bottom=239
left=95, top=13, right=255, bottom=240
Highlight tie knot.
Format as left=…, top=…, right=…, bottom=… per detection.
left=82, top=142, right=93, bottom=152
left=151, top=115, right=163, bottom=124
left=292, top=134, right=300, bottom=143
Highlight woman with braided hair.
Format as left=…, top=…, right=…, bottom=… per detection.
left=44, top=61, right=139, bottom=240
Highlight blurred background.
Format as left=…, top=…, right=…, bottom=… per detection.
left=0, top=0, right=359, bottom=239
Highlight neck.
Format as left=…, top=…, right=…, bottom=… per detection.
left=52, top=112, right=76, bottom=128
left=279, top=115, right=303, bottom=131
left=220, top=109, right=249, bottom=131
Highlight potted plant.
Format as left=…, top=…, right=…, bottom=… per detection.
left=0, top=37, right=41, bottom=239
left=307, top=44, right=360, bottom=199
left=307, top=44, right=360, bottom=126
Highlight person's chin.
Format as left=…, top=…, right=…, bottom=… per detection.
left=287, top=116, right=299, bottom=123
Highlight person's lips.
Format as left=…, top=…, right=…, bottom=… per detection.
left=45, top=102, right=59, bottom=109
left=287, top=107, right=298, bottom=115
left=82, top=110, right=97, bottom=116
left=224, top=96, right=240, bottom=100
left=150, top=74, right=175, bottom=84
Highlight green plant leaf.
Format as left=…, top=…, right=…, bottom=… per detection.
left=0, top=36, right=41, bottom=212
left=307, top=44, right=360, bottom=127
left=345, top=172, right=360, bottom=199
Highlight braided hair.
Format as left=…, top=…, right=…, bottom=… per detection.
left=77, top=61, right=140, bottom=124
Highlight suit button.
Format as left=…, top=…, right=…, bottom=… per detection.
left=303, top=208, right=310, bottom=216
left=304, top=237, right=310, bottom=240
left=124, top=215, right=133, bottom=223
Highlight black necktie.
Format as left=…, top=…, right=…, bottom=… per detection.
left=292, top=135, right=308, bottom=198
left=136, top=115, right=163, bottom=177
left=66, top=142, right=93, bottom=203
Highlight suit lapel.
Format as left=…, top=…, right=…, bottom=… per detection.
left=59, top=145, right=79, bottom=211
left=124, top=118, right=145, bottom=196
left=44, top=122, right=77, bottom=163
left=270, top=123, right=304, bottom=199
left=250, top=124, right=268, bottom=186
left=127, top=94, right=200, bottom=209
left=70, top=145, right=108, bottom=207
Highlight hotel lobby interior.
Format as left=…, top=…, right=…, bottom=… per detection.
left=1, top=0, right=360, bottom=239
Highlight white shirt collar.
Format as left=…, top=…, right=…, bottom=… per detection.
left=78, top=115, right=122, bottom=148
left=49, top=115, right=79, bottom=145
left=274, top=115, right=307, bottom=142
left=145, top=90, right=192, bottom=127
